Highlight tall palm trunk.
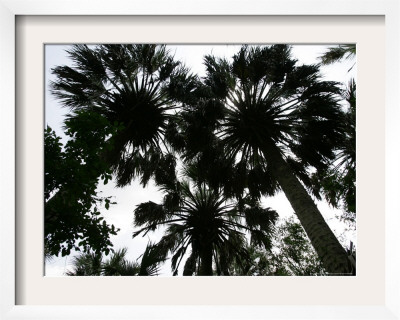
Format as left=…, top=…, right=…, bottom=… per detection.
left=262, top=141, right=351, bottom=275
left=199, top=245, right=213, bottom=275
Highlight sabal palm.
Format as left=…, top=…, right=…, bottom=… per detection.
left=133, top=176, right=278, bottom=276
left=65, top=251, right=104, bottom=276
left=313, top=79, right=356, bottom=220
left=335, top=79, right=356, bottom=171
left=198, top=45, right=351, bottom=274
left=66, top=246, right=163, bottom=276
left=101, top=248, right=141, bottom=276
left=51, top=44, right=195, bottom=187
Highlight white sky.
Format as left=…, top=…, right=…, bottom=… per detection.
left=44, top=44, right=356, bottom=276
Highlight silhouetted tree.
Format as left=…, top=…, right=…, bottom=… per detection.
left=66, top=245, right=164, bottom=276
left=312, top=79, right=356, bottom=225
left=133, top=171, right=278, bottom=276
left=180, top=45, right=352, bottom=274
left=230, top=217, right=327, bottom=276
left=48, top=44, right=355, bottom=275
left=45, top=124, right=118, bottom=256
left=51, top=44, right=198, bottom=186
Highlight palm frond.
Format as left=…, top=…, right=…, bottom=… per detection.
left=138, top=242, right=167, bottom=276
left=319, top=44, right=356, bottom=66
left=51, top=44, right=193, bottom=188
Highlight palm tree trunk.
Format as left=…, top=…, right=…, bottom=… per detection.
left=199, top=246, right=213, bottom=275
left=262, top=142, right=351, bottom=275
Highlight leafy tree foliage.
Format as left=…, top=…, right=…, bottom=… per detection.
left=45, top=121, right=119, bottom=257
left=270, top=218, right=327, bottom=275
left=229, top=218, right=326, bottom=276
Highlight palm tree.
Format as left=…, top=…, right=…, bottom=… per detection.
left=101, top=248, right=141, bottom=276
left=312, top=79, right=356, bottom=223
left=51, top=44, right=196, bottom=187
left=66, top=246, right=164, bottom=276
left=318, top=44, right=356, bottom=223
left=65, top=251, right=103, bottom=276
left=189, top=45, right=352, bottom=274
left=318, top=45, right=356, bottom=224
left=132, top=173, right=278, bottom=276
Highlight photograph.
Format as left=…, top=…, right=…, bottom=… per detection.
left=44, top=43, right=356, bottom=277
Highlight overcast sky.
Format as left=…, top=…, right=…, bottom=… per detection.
left=45, top=44, right=356, bottom=276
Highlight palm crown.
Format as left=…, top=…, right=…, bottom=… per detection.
left=51, top=44, right=196, bottom=187
left=132, top=170, right=278, bottom=276
left=209, top=45, right=343, bottom=170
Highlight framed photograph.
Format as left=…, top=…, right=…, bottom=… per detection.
left=1, top=0, right=399, bottom=319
